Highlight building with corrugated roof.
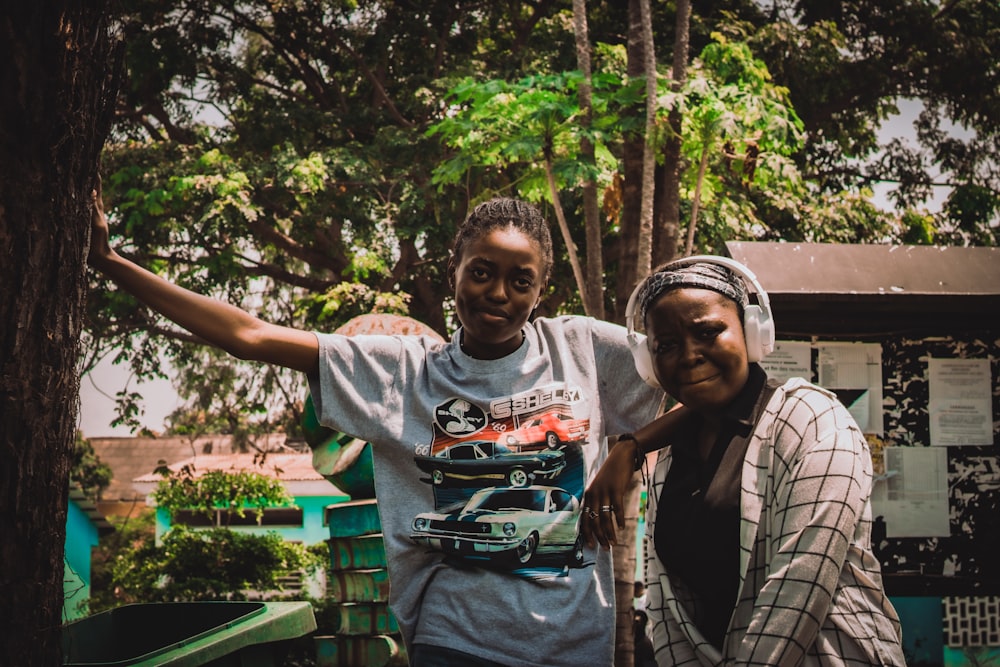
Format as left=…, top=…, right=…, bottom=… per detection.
left=133, top=451, right=348, bottom=548
left=725, top=241, right=999, bottom=664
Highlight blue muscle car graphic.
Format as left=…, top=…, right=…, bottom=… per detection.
left=414, top=439, right=566, bottom=488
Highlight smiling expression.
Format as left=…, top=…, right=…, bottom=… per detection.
left=448, top=226, right=546, bottom=360
left=645, top=287, right=750, bottom=413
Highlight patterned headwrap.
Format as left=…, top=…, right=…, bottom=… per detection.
left=637, top=262, right=749, bottom=322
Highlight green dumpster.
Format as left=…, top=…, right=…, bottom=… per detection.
left=62, top=601, right=317, bottom=666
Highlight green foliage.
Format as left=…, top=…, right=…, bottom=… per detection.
left=162, top=346, right=306, bottom=447
left=110, top=525, right=314, bottom=602
left=428, top=69, right=626, bottom=206
left=97, top=468, right=315, bottom=605
left=676, top=35, right=805, bottom=172
left=299, top=281, right=411, bottom=328
left=938, top=182, right=1000, bottom=246
left=87, top=1, right=998, bottom=436
left=152, top=466, right=292, bottom=524
left=662, top=34, right=808, bottom=249
left=110, top=389, right=156, bottom=436
left=70, top=433, right=113, bottom=501
left=429, top=35, right=875, bottom=252
left=899, top=210, right=938, bottom=245
left=89, top=512, right=156, bottom=612
left=749, top=1, right=999, bottom=245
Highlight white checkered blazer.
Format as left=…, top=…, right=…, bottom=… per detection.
left=643, top=378, right=906, bottom=666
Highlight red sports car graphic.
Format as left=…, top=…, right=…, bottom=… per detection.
left=501, top=412, right=590, bottom=451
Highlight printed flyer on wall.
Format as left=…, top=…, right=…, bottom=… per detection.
left=817, top=342, right=884, bottom=435
left=928, top=357, right=994, bottom=446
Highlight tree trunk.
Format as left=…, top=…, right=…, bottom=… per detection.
left=653, top=0, right=691, bottom=268
left=0, top=3, right=119, bottom=665
left=614, top=469, right=644, bottom=667
left=572, top=0, right=606, bottom=320
left=612, top=3, right=657, bottom=663
left=616, top=0, right=648, bottom=323
left=636, top=0, right=657, bottom=280
left=621, top=10, right=658, bottom=662
left=543, top=156, right=591, bottom=316
left=685, top=141, right=712, bottom=255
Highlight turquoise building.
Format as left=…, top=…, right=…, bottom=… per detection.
left=133, top=453, right=349, bottom=547
left=63, top=486, right=112, bottom=621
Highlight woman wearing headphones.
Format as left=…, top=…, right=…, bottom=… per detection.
left=584, top=258, right=905, bottom=666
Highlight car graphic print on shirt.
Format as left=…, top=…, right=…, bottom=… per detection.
left=414, top=439, right=566, bottom=488
left=410, top=485, right=584, bottom=569
left=412, top=387, right=592, bottom=575
left=500, top=411, right=590, bottom=451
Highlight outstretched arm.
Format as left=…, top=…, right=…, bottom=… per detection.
left=582, top=402, right=691, bottom=549
left=88, top=182, right=319, bottom=375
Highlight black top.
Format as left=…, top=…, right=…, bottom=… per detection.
left=653, top=364, right=775, bottom=650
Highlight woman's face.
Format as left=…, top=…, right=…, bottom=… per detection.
left=449, top=226, right=545, bottom=359
left=645, top=287, right=750, bottom=412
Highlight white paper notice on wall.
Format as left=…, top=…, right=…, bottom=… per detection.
left=758, top=341, right=813, bottom=383
left=929, top=357, right=994, bottom=446
left=871, top=445, right=950, bottom=538
left=817, top=342, right=884, bottom=435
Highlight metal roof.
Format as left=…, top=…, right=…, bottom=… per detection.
left=90, top=435, right=237, bottom=500
left=131, top=452, right=345, bottom=499
left=133, top=453, right=328, bottom=484
left=724, top=242, right=1000, bottom=337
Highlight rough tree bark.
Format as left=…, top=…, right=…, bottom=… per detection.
left=616, top=0, right=647, bottom=324
left=653, top=0, right=691, bottom=267
left=572, top=0, right=606, bottom=320
left=0, top=3, right=119, bottom=665
left=636, top=0, right=657, bottom=281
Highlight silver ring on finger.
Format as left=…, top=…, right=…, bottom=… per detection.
left=600, top=505, right=614, bottom=512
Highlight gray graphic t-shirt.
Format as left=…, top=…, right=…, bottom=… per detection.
left=309, top=315, right=662, bottom=667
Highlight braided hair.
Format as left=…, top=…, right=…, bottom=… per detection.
left=452, top=198, right=554, bottom=283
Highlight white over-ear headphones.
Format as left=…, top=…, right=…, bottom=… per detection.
left=625, top=255, right=775, bottom=388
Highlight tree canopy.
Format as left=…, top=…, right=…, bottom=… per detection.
left=88, top=0, right=998, bottom=434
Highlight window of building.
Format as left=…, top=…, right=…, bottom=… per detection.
left=172, top=507, right=303, bottom=528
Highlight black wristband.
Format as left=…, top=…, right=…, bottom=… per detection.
left=617, top=433, right=643, bottom=471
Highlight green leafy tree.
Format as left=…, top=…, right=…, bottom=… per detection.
left=152, top=465, right=293, bottom=525
left=70, top=433, right=114, bottom=501
left=656, top=28, right=899, bottom=250
left=89, top=511, right=156, bottom=612
left=429, top=36, right=823, bottom=305
left=85, top=1, right=597, bottom=431
left=88, top=1, right=998, bottom=433
left=428, top=69, right=628, bottom=315
left=111, top=526, right=313, bottom=602
left=748, top=0, right=999, bottom=245
left=671, top=34, right=805, bottom=253
left=109, top=467, right=315, bottom=602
